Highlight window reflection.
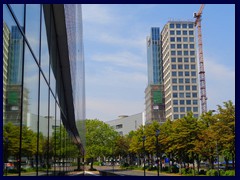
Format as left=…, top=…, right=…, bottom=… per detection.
left=41, top=7, right=49, bottom=82
left=3, top=4, right=24, bottom=174
left=4, top=6, right=24, bottom=126
left=26, top=4, right=40, bottom=62
left=39, top=74, right=49, bottom=174
left=9, top=4, right=25, bottom=27
left=22, top=44, right=39, bottom=173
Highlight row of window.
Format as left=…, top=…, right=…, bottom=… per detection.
left=171, top=57, right=196, bottom=63
left=171, top=70, right=196, bottom=76
left=173, top=106, right=198, bottom=112
left=170, top=37, right=194, bottom=42
left=173, top=92, right=198, bottom=99
left=172, top=71, right=197, bottom=77
left=172, top=84, right=198, bottom=93
left=172, top=85, right=198, bottom=91
left=172, top=91, right=196, bottom=98
left=172, top=66, right=196, bottom=73
left=170, top=30, right=194, bottom=35
left=170, top=23, right=194, bottom=29
left=171, top=50, right=195, bottom=56
left=171, top=44, right=194, bottom=49
left=173, top=113, right=198, bottom=119
left=173, top=99, right=198, bottom=105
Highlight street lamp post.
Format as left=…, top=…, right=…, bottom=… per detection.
left=5, top=137, right=9, bottom=176
left=142, top=136, right=146, bottom=176
left=216, top=141, right=220, bottom=176
left=155, top=130, right=160, bottom=176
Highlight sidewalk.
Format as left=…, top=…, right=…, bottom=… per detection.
left=85, top=165, right=181, bottom=176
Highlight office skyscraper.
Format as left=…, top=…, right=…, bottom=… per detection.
left=145, top=21, right=200, bottom=122
left=161, top=21, right=200, bottom=120
left=146, top=27, right=162, bottom=85
left=145, top=27, right=165, bottom=124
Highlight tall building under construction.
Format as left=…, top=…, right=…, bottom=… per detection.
left=145, top=21, right=200, bottom=123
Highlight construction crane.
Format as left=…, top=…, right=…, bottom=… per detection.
left=194, top=4, right=207, bottom=114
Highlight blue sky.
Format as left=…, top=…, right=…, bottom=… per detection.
left=82, top=4, right=235, bottom=122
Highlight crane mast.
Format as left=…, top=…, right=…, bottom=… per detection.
left=194, top=4, right=207, bottom=113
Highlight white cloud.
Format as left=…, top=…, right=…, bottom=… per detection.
left=82, top=4, right=117, bottom=25
left=204, top=57, right=235, bottom=110
left=86, top=97, right=144, bottom=121
left=86, top=67, right=147, bottom=88
left=91, top=51, right=146, bottom=70
left=96, top=33, right=146, bottom=50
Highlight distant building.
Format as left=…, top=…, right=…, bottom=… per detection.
left=27, top=113, right=59, bottom=137
left=106, top=113, right=145, bottom=136
left=145, top=27, right=165, bottom=124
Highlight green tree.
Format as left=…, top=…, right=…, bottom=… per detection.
left=3, top=122, right=20, bottom=160
left=167, top=112, right=200, bottom=172
left=159, top=119, right=175, bottom=166
left=216, top=100, right=235, bottom=169
left=84, top=119, right=119, bottom=170
left=114, top=135, right=129, bottom=164
left=51, top=125, right=79, bottom=162
left=144, top=121, right=161, bottom=167
left=128, top=125, right=145, bottom=165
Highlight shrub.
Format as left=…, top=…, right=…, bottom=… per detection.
left=181, top=168, right=188, bottom=175
left=170, top=166, right=179, bottom=173
left=162, top=166, right=169, bottom=172
left=93, top=162, right=101, bottom=166
left=8, top=169, right=19, bottom=174
left=198, top=169, right=206, bottom=175
left=188, top=168, right=194, bottom=175
left=224, top=170, right=235, bottom=176
left=220, top=170, right=225, bottom=176
left=206, top=169, right=218, bottom=176
left=120, top=162, right=129, bottom=168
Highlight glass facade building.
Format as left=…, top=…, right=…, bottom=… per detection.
left=3, top=4, right=85, bottom=176
left=146, top=27, right=162, bottom=85
left=145, top=28, right=165, bottom=124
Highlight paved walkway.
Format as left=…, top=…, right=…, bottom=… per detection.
left=69, top=165, right=181, bottom=176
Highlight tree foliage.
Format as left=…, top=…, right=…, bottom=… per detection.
left=126, top=100, right=235, bottom=171
left=83, top=119, right=119, bottom=169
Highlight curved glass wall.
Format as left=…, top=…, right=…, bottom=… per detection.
left=64, top=4, right=86, bottom=153
left=3, top=4, right=85, bottom=176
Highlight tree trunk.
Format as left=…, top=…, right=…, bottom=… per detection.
left=210, top=157, right=214, bottom=169
left=197, top=158, right=200, bottom=173
left=90, top=158, right=94, bottom=170
left=193, top=159, right=195, bottom=176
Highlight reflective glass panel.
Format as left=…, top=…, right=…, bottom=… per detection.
left=39, top=74, right=49, bottom=174
left=26, top=4, right=40, bottom=61
left=22, top=44, right=39, bottom=174
left=9, top=4, right=25, bottom=27
left=41, top=7, right=49, bottom=82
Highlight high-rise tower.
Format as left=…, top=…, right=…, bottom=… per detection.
left=145, top=27, right=165, bottom=124
left=161, top=21, right=200, bottom=120
left=147, top=27, right=162, bottom=85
